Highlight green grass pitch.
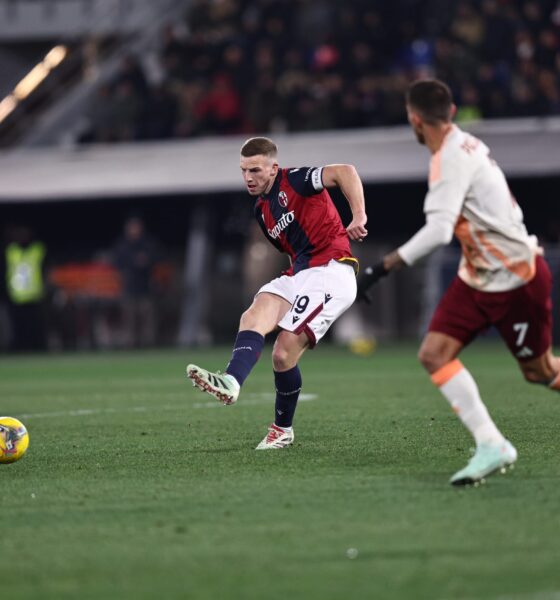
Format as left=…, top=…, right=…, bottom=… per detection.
left=1, top=343, right=560, bottom=600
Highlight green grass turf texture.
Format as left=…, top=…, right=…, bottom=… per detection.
left=1, top=343, right=559, bottom=600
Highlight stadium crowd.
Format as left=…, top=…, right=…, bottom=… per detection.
left=82, top=0, right=560, bottom=142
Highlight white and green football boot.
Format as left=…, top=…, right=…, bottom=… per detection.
left=186, top=364, right=240, bottom=405
left=450, top=440, right=517, bottom=486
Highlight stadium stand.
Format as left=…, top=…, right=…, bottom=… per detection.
left=0, top=0, right=559, bottom=350
left=1, top=0, right=559, bottom=147
left=79, top=0, right=560, bottom=143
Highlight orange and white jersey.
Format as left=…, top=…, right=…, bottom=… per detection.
left=399, top=125, right=540, bottom=292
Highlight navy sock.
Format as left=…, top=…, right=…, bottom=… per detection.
left=225, top=330, right=265, bottom=386
left=274, top=366, right=302, bottom=428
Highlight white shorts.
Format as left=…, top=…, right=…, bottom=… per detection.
left=257, top=259, right=357, bottom=347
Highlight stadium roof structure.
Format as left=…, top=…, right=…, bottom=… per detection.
left=1, top=118, right=559, bottom=202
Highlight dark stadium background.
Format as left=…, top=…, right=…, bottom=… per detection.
left=1, top=176, right=559, bottom=345
left=1, top=176, right=560, bottom=251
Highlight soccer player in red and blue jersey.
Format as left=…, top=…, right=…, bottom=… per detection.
left=187, top=136, right=368, bottom=449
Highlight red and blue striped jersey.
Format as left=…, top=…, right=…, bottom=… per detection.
left=254, top=167, right=357, bottom=275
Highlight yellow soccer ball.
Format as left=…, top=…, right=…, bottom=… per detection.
left=348, top=336, right=377, bottom=357
left=0, top=417, right=29, bottom=464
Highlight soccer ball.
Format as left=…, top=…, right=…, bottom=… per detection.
left=0, top=417, right=29, bottom=464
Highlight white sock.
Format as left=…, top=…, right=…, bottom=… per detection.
left=432, top=360, right=505, bottom=447
left=274, top=424, right=292, bottom=432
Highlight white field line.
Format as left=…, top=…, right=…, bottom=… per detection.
left=18, top=393, right=317, bottom=419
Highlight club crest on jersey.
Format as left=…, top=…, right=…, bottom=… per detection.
left=268, top=210, right=295, bottom=239
left=278, top=191, right=289, bottom=207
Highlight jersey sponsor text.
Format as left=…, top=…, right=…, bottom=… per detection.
left=268, top=210, right=295, bottom=239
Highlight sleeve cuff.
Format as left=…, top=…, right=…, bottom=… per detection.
left=396, top=244, right=415, bottom=266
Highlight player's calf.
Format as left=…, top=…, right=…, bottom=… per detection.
left=518, top=350, right=560, bottom=389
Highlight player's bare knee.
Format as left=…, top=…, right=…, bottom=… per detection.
left=239, top=307, right=258, bottom=331
left=272, top=345, right=292, bottom=371
left=417, top=346, right=446, bottom=374
left=522, top=371, right=542, bottom=384
left=520, top=365, right=546, bottom=384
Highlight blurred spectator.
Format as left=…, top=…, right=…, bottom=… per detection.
left=174, top=80, right=205, bottom=138
left=110, top=80, right=143, bottom=141
left=116, top=54, right=150, bottom=97
left=455, top=83, right=483, bottom=122
left=161, top=23, right=186, bottom=68
left=85, top=84, right=115, bottom=143
left=451, top=1, right=485, bottom=48
left=79, top=0, right=560, bottom=143
left=221, top=43, right=251, bottom=92
left=111, top=216, right=161, bottom=348
left=81, top=55, right=150, bottom=143
left=144, top=83, right=178, bottom=139
left=196, top=73, right=243, bottom=134
left=3, top=226, right=48, bottom=352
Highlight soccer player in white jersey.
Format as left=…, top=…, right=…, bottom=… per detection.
left=358, top=79, right=560, bottom=486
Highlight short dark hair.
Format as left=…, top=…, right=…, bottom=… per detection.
left=406, top=79, right=453, bottom=125
left=240, top=137, right=278, bottom=158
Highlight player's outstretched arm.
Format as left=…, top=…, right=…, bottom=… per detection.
left=321, top=164, right=368, bottom=242
left=357, top=207, right=455, bottom=302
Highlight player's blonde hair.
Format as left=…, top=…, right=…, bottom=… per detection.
left=240, top=137, right=278, bottom=158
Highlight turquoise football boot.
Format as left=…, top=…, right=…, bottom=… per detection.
left=450, top=440, right=517, bottom=486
